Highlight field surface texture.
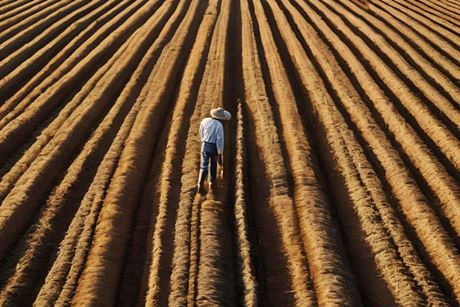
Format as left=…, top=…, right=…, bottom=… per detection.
left=0, top=0, right=459, bottom=306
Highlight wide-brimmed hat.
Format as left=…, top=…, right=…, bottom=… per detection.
left=210, top=107, right=231, bottom=120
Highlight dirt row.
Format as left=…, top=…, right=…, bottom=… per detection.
left=284, top=0, right=457, bottom=286
left=0, top=0, right=459, bottom=305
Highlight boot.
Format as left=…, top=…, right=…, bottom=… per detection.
left=197, top=169, right=207, bottom=195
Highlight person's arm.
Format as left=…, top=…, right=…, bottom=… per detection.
left=216, top=121, right=224, bottom=164
left=199, top=119, right=204, bottom=141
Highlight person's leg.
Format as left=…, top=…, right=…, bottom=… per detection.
left=197, top=144, right=210, bottom=193
left=201, top=150, right=209, bottom=178
left=208, top=143, right=218, bottom=192
left=209, top=154, right=217, bottom=182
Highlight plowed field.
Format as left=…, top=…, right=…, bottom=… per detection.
left=0, top=0, right=459, bottom=306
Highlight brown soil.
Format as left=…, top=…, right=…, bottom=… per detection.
left=0, top=0, right=459, bottom=305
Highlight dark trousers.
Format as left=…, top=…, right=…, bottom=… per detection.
left=199, top=142, right=218, bottom=183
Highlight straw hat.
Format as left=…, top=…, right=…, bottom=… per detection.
left=210, top=107, right=231, bottom=120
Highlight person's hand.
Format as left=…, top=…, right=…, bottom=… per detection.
left=218, top=154, right=223, bottom=166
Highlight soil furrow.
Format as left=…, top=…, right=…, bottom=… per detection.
left=0, top=0, right=161, bottom=166
left=330, top=0, right=460, bottom=114
left=118, top=6, right=216, bottom=306
left=196, top=196, right=235, bottom=306
left=0, top=0, right=119, bottom=97
left=241, top=0, right=317, bottom=305
left=369, top=0, right=460, bottom=68
left=194, top=1, right=236, bottom=306
left=0, top=0, right=458, bottom=304
left=389, top=0, right=460, bottom=32
left=0, top=0, right=38, bottom=13
left=254, top=0, right=364, bottom=305
left=0, top=0, right=173, bottom=263
left=0, top=0, right=154, bottom=201
left=307, top=0, right=460, bottom=172
left=280, top=0, right=457, bottom=303
left=290, top=0, right=460, bottom=300
left=0, top=34, right=133, bottom=203
left=33, top=92, right=144, bottom=306
left=166, top=1, right=234, bottom=305
left=0, top=0, right=90, bottom=53
left=304, top=0, right=460, bottom=225
left=410, top=0, right=460, bottom=24
left=0, top=1, right=179, bottom=305
left=0, top=0, right=52, bottom=25
left=117, top=3, right=218, bottom=306
left=371, top=3, right=460, bottom=72
left=71, top=1, right=206, bottom=304
left=232, top=101, right=257, bottom=307
left=263, top=0, right=434, bottom=304
left=0, top=0, right=145, bottom=119
left=32, top=18, right=169, bottom=301
left=421, top=0, right=460, bottom=16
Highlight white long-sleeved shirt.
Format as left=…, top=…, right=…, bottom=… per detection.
left=199, top=117, right=224, bottom=154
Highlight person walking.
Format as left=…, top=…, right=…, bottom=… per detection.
left=197, top=107, right=231, bottom=194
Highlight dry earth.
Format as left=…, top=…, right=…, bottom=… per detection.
left=0, top=0, right=459, bottom=306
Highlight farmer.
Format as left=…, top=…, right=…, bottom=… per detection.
left=197, top=107, right=231, bottom=194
